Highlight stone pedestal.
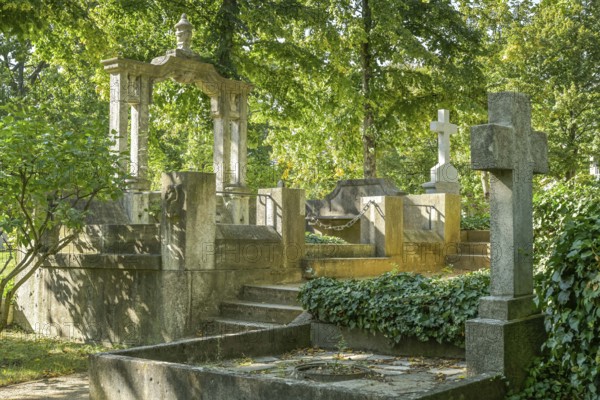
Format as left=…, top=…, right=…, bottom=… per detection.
left=257, top=188, right=305, bottom=269
left=466, top=313, right=545, bottom=389
left=221, top=186, right=251, bottom=225
left=422, top=164, right=460, bottom=195
left=161, top=172, right=216, bottom=270
left=360, top=196, right=403, bottom=258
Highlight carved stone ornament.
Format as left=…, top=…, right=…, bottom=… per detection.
left=127, top=74, right=141, bottom=104
left=175, top=14, right=193, bottom=51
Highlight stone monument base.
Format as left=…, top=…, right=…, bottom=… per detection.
left=422, top=180, right=460, bottom=195
left=466, top=313, right=546, bottom=391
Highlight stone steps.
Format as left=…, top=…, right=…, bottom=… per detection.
left=304, top=243, right=376, bottom=259
left=220, top=300, right=304, bottom=325
left=445, top=254, right=490, bottom=270
left=303, top=257, right=395, bottom=279
left=446, top=230, right=491, bottom=270
left=206, top=318, right=283, bottom=335
left=458, top=242, right=490, bottom=256
left=207, top=284, right=305, bottom=333
left=241, top=285, right=301, bottom=307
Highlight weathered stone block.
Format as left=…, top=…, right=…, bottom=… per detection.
left=466, top=314, right=545, bottom=391
left=470, top=124, right=514, bottom=171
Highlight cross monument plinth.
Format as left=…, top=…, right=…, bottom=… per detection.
left=465, top=92, right=548, bottom=390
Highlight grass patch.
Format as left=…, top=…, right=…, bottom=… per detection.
left=0, top=328, right=114, bottom=387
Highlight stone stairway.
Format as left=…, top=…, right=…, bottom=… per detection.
left=205, top=284, right=304, bottom=335
left=445, top=230, right=490, bottom=271
left=45, top=224, right=161, bottom=270
left=302, top=243, right=396, bottom=279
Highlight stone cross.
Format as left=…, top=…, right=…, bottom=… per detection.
left=470, top=92, right=548, bottom=298
left=422, top=109, right=459, bottom=194
left=466, top=92, right=548, bottom=390
left=431, top=109, right=457, bottom=166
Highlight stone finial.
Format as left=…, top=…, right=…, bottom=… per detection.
left=175, top=14, right=193, bottom=51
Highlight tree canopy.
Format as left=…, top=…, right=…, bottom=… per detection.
left=0, top=0, right=598, bottom=200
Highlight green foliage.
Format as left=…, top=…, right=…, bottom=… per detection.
left=298, top=270, right=489, bottom=347
left=0, top=328, right=112, bottom=387
left=532, top=176, right=600, bottom=272
left=0, top=103, right=125, bottom=330
left=304, top=232, right=347, bottom=244
left=510, top=180, right=600, bottom=400
left=461, top=214, right=490, bottom=231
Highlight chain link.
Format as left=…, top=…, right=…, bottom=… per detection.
left=307, top=200, right=384, bottom=231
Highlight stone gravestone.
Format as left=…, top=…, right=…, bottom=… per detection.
left=422, top=110, right=460, bottom=194
left=466, top=92, right=547, bottom=390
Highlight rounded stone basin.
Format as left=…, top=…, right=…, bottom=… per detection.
left=294, top=362, right=371, bottom=382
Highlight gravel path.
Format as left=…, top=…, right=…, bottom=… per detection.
left=0, top=373, right=88, bottom=400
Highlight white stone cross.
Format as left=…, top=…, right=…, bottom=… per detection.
left=430, top=109, right=457, bottom=166
left=470, top=92, right=548, bottom=299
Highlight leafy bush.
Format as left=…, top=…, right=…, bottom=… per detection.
left=533, top=176, right=599, bottom=272
left=511, top=177, right=600, bottom=399
left=298, top=270, right=489, bottom=347
left=461, top=214, right=490, bottom=230
left=305, top=232, right=347, bottom=244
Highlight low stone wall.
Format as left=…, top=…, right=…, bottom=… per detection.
left=311, top=322, right=465, bottom=359
left=89, top=323, right=506, bottom=400
left=15, top=265, right=301, bottom=345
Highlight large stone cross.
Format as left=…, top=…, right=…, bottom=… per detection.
left=470, top=92, right=548, bottom=298
left=431, top=109, right=457, bottom=166
left=466, top=92, right=548, bottom=390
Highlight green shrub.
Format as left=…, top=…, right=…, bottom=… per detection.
left=511, top=177, right=600, bottom=399
left=298, top=270, right=489, bottom=347
left=461, top=214, right=490, bottom=230
left=304, top=232, right=347, bottom=244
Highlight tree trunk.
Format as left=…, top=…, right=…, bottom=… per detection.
left=361, top=0, right=376, bottom=178
left=480, top=171, right=490, bottom=201
left=0, top=289, right=13, bottom=332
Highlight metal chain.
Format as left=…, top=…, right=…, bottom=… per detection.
left=307, top=200, right=385, bottom=231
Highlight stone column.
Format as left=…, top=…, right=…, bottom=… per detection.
left=161, top=172, right=216, bottom=270
left=466, top=92, right=548, bottom=390
left=257, top=188, right=305, bottom=269
left=423, top=109, right=460, bottom=194
left=360, top=196, right=403, bottom=259
left=109, top=72, right=129, bottom=172
left=129, top=75, right=151, bottom=191
left=211, top=93, right=231, bottom=192
left=212, top=89, right=250, bottom=224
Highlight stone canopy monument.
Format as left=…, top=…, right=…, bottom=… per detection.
left=466, top=92, right=548, bottom=390
left=101, top=14, right=253, bottom=223
left=422, top=109, right=460, bottom=194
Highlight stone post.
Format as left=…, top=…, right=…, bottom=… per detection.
left=360, top=196, right=403, bottom=259
left=161, top=172, right=216, bottom=270
left=423, top=109, right=460, bottom=194
left=212, top=90, right=251, bottom=224
left=109, top=72, right=128, bottom=172
left=129, top=75, right=151, bottom=191
left=466, top=92, right=548, bottom=390
left=257, top=188, right=305, bottom=269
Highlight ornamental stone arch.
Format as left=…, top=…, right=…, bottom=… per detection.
left=101, top=14, right=252, bottom=194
